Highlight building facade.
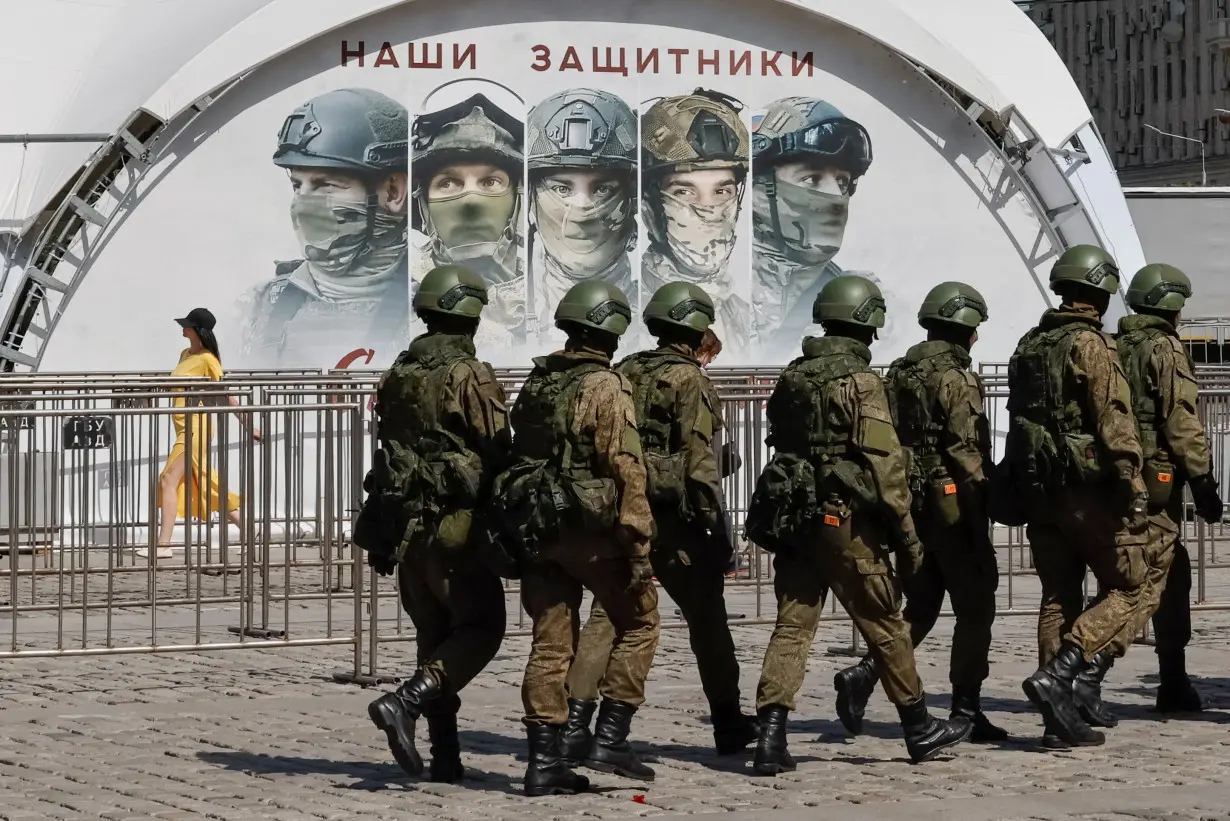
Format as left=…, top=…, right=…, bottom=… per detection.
left=1027, top=0, right=1230, bottom=185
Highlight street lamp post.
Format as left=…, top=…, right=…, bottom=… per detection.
left=1144, top=123, right=1206, bottom=186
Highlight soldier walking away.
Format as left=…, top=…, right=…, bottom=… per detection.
left=744, top=275, right=971, bottom=773
left=1098, top=264, right=1221, bottom=718
left=492, top=281, right=660, bottom=796
left=561, top=282, right=758, bottom=762
left=526, top=89, right=638, bottom=344
left=834, top=282, right=1008, bottom=743
left=358, top=265, right=511, bottom=782
left=239, top=88, right=410, bottom=368
left=995, top=245, right=1150, bottom=749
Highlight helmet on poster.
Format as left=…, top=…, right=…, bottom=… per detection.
left=641, top=88, right=749, bottom=176
left=273, top=88, right=408, bottom=175
left=1048, top=245, right=1121, bottom=296
left=643, top=281, right=716, bottom=333
left=527, top=89, right=637, bottom=170
left=917, top=282, right=989, bottom=329
left=413, top=264, right=489, bottom=319
left=554, top=280, right=632, bottom=336
left=752, top=97, right=873, bottom=190
left=813, top=275, right=886, bottom=329
left=1127, top=263, right=1192, bottom=312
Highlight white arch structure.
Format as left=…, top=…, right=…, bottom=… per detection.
left=0, top=0, right=1143, bottom=371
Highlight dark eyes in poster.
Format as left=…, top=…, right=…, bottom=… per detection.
left=751, top=96, right=876, bottom=356
left=239, top=87, right=411, bottom=369
left=411, top=81, right=527, bottom=348
left=526, top=88, right=638, bottom=346
left=639, top=88, right=750, bottom=350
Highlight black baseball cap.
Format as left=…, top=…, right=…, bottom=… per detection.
left=175, top=307, right=216, bottom=331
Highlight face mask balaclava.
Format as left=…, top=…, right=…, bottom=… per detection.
left=532, top=180, right=634, bottom=277
left=290, top=188, right=406, bottom=299
left=650, top=186, right=740, bottom=277
left=753, top=170, right=849, bottom=267
left=423, top=187, right=517, bottom=261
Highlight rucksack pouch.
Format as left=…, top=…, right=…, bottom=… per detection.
left=643, top=450, right=688, bottom=520
left=745, top=452, right=818, bottom=553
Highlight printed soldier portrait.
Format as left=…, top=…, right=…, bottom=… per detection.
left=410, top=80, right=527, bottom=350
left=640, top=88, right=751, bottom=350
left=751, top=97, right=879, bottom=357
left=237, top=87, right=410, bottom=369
left=526, top=88, right=638, bottom=348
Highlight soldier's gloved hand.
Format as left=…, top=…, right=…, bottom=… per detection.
left=367, top=552, right=396, bottom=577
left=627, top=556, right=654, bottom=593
left=1190, top=474, right=1225, bottom=524
left=719, top=442, right=743, bottom=479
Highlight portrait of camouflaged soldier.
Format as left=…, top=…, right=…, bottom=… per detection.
left=238, top=88, right=411, bottom=369
left=410, top=84, right=527, bottom=353
left=640, top=88, right=751, bottom=350
left=527, top=88, right=638, bottom=348
left=751, top=97, right=883, bottom=359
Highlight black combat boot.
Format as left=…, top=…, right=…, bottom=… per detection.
left=950, top=685, right=1009, bottom=742
left=711, top=701, right=759, bottom=755
left=897, top=696, right=972, bottom=763
left=751, top=705, right=795, bottom=776
left=1021, top=642, right=1105, bottom=747
left=1072, top=652, right=1118, bottom=728
left=585, top=699, right=654, bottom=781
left=367, top=668, right=443, bottom=777
left=558, top=698, right=596, bottom=766
left=424, top=696, right=464, bottom=783
left=834, top=655, right=878, bottom=736
left=524, top=725, right=590, bottom=797
left=1156, top=651, right=1204, bottom=713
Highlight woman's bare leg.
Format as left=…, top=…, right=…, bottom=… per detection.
left=147, top=455, right=187, bottom=557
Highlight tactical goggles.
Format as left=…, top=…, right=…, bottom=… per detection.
left=1084, top=261, right=1120, bottom=287
left=851, top=296, right=887, bottom=324
left=937, top=295, right=988, bottom=322
left=587, top=300, right=632, bottom=326
left=753, top=118, right=873, bottom=174
left=437, top=284, right=489, bottom=311
left=667, top=299, right=716, bottom=323
left=1143, top=280, right=1192, bottom=306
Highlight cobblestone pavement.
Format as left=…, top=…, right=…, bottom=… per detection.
left=3, top=559, right=1230, bottom=820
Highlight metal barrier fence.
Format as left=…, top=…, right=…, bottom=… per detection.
left=0, top=368, right=1224, bottom=686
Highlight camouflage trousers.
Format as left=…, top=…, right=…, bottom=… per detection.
left=566, top=532, right=741, bottom=712
left=521, top=550, right=661, bottom=726
left=397, top=547, right=507, bottom=706
left=1027, top=485, right=1150, bottom=666
left=757, top=504, right=923, bottom=710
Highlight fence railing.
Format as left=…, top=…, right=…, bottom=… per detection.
left=0, top=367, right=1224, bottom=685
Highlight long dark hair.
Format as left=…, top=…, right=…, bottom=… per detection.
left=196, top=327, right=221, bottom=363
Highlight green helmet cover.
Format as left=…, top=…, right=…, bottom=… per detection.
left=1049, top=244, right=1120, bottom=295
left=642, top=281, right=715, bottom=333
left=1127, top=263, right=1193, bottom=312
left=554, top=280, right=632, bottom=336
left=813, top=275, right=886, bottom=328
left=413, top=265, right=488, bottom=318
left=918, top=281, right=989, bottom=329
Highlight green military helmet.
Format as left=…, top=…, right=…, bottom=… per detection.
left=527, top=89, right=637, bottom=171
left=412, top=265, right=489, bottom=318
left=813, top=275, right=886, bottom=328
left=554, top=280, right=632, bottom=336
left=1127, top=263, right=1193, bottom=312
left=1048, top=244, right=1121, bottom=295
left=752, top=97, right=873, bottom=192
left=641, top=88, right=749, bottom=175
left=643, top=281, right=716, bottom=333
left=274, top=88, right=408, bottom=174
left=918, top=281, right=989, bottom=329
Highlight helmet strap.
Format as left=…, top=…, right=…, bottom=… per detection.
left=763, top=173, right=785, bottom=244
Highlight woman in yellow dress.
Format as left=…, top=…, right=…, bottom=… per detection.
left=139, top=308, right=261, bottom=559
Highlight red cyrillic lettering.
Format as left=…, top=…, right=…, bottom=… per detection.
left=698, top=49, right=720, bottom=74
left=559, top=46, right=584, bottom=71
left=593, top=46, right=628, bottom=75
left=668, top=48, right=688, bottom=74
left=729, top=50, right=752, bottom=76
left=454, top=43, right=477, bottom=70
left=636, top=48, right=660, bottom=74
left=373, top=42, right=399, bottom=68
left=531, top=45, right=551, bottom=71
left=791, top=51, right=814, bottom=77
left=341, top=40, right=365, bottom=67
left=409, top=42, right=444, bottom=69
left=761, top=50, right=783, bottom=76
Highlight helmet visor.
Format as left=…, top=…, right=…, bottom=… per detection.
left=755, top=118, right=872, bottom=171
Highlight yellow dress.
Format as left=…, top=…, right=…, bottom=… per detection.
left=163, top=349, right=241, bottom=520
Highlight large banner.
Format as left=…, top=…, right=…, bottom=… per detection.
left=39, top=7, right=1055, bottom=373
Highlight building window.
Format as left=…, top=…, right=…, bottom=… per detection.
left=1125, top=33, right=1132, bottom=63
left=1167, top=63, right=1173, bottom=100
left=1182, top=59, right=1188, bottom=98
left=1152, top=65, right=1159, bottom=103
left=1197, top=56, right=1202, bottom=95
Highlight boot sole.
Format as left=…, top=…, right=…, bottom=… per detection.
left=368, top=701, right=424, bottom=777
left=908, top=734, right=965, bottom=764
left=833, top=673, right=865, bottom=736
left=752, top=761, right=796, bottom=776
left=584, top=758, right=655, bottom=782
left=1075, top=704, right=1118, bottom=729
left=1023, top=679, right=1103, bottom=747
left=525, top=783, right=588, bottom=797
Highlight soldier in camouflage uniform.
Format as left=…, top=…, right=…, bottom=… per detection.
left=560, top=282, right=758, bottom=761
left=409, top=93, right=526, bottom=350
left=997, top=245, right=1150, bottom=749
left=526, top=89, right=638, bottom=347
left=834, top=282, right=1008, bottom=743
left=364, top=265, right=511, bottom=782
left=641, top=89, right=751, bottom=349
left=746, top=275, right=970, bottom=773
left=239, top=88, right=410, bottom=368
left=750, top=98, right=878, bottom=359
left=503, top=281, right=660, bottom=796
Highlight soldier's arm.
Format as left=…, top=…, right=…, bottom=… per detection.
left=850, top=372, right=918, bottom=545
left=451, top=362, right=512, bottom=475
left=938, top=368, right=992, bottom=492
left=674, top=367, right=724, bottom=526
left=576, top=371, right=654, bottom=555
left=1071, top=331, right=1145, bottom=489
left=1155, top=339, right=1214, bottom=480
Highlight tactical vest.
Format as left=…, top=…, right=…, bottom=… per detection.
left=510, top=360, right=606, bottom=477
left=1115, top=324, right=1170, bottom=461
left=376, top=346, right=474, bottom=454
left=769, top=347, right=870, bottom=460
